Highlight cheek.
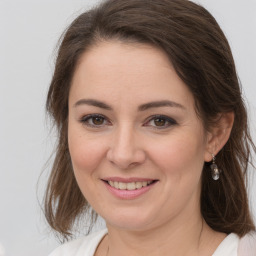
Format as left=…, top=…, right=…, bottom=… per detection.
left=149, top=131, right=206, bottom=178
left=148, top=131, right=206, bottom=213
left=68, top=126, right=105, bottom=174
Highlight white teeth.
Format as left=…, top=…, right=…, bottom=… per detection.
left=108, top=180, right=154, bottom=190
left=135, top=182, right=142, bottom=189
left=119, top=182, right=127, bottom=190
left=127, top=182, right=136, bottom=190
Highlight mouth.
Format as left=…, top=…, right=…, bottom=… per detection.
left=103, top=180, right=158, bottom=190
left=102, top=178, right=158, bottom=199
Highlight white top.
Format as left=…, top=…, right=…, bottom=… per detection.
left=49, top=229, right=256, bottom=256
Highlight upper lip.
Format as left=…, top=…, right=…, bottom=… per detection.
left=102, top=177, right=157, bottom=183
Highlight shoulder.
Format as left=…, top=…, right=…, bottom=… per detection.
left=213, top=232, right=256, bottom=256
left=48, top=229, right=108, bottom=256
left=238, top=232, right=256, bottom=256
left=213, top=233, right=240, bottom=256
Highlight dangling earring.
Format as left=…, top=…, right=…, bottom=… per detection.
left=210, top=154, right=221, bottom=180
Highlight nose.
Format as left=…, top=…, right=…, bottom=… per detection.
left=106, top=125, right=146, bottom=169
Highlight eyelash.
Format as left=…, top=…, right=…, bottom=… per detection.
left=144, top=115, right=177, bottom=129
left=79, top=114, right=177, bottom=129
left=79, top=114, right=110, bottom=128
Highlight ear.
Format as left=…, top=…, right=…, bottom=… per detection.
left=204, top=112, right=234, bottom=162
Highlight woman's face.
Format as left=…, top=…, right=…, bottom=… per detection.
left=68, top=41, right=212, bottom=231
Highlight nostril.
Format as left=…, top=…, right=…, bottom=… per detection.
left=106, top=146, right=146, bottom=169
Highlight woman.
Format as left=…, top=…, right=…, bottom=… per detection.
left=45, top=0, right=256, bottom=255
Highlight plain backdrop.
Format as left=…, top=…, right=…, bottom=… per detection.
left=0, top=0, right=255, bottom=255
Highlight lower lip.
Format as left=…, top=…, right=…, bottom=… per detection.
left=103, top=181, right=157, bottom=200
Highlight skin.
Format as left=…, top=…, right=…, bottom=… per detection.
left=68, top=41, right=233, bottom=256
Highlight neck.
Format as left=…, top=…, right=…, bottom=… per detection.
left=101, top=189, right=227, bottom=256
left=105, top=213, right=210, bottom=256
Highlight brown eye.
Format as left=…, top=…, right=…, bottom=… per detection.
left=92, top=116, right=104, bottom=125
left=80, top=114, right=109, bottom=128
left=154, top=118, right=166, bottom=126
left=144, top=115, right=177, bottom=129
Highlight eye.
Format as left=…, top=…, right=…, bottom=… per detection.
left=144, top=115, right=177, bottom=129
left=80, top=114, right=110, bottom=128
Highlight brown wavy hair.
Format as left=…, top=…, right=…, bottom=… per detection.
left=44, top=0, right=256, bottom=240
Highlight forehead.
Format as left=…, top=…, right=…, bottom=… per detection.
left=70, top=40, right=194, bottom=109
left=76, top=40, right=173, bottom=72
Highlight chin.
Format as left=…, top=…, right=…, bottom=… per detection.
left=103, top=209, right=160, bottom=232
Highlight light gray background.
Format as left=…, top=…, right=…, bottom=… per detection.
left=0, top=1, right=255, bottom=255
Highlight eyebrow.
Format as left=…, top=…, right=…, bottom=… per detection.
left=73, top=99, right=112, bottom=110
left=138, top=100, right=185, bottom=111
left=73, top=99, right=185, bottom=111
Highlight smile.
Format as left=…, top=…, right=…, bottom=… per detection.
left=107, top=180, right=154, bottom=190
left=102, top=178, right=158, bottom=200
